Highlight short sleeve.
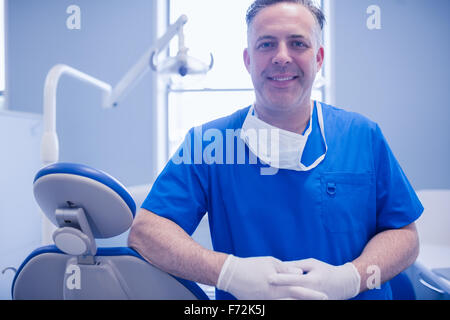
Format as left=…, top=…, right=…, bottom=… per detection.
left=373, top=124, right=423, bottom=232
left=141, top=128, right=209, bottom=235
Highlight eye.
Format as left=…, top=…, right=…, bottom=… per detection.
left=257, top=42, right=275, bottom=50
left=291, top=40, right=307, bottom=48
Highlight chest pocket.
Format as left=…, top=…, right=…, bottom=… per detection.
left=320, top=172, right=375, bottom=233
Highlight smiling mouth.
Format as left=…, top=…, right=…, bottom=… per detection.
left=267, top=76, right=299, bottom=82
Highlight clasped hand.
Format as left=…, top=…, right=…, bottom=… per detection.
left=217, top=256, right=361, bottom=300
left=268, top=258, right=361, bottom=300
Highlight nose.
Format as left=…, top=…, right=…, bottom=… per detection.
left=272, top=42, right=292, bottom=66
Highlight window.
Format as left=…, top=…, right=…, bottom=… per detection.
left=167, top=0, right=254, bottom=155
left=167, top=0, right=325, bottom=155
left=0, top=0, right=5, bottom=95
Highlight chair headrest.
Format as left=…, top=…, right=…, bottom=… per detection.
left=34, top=163, right=136, bottom=239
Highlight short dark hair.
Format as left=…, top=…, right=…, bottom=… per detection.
left=246, top=0, right=325, bottom=31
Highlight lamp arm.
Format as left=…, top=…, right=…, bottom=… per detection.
left=41, top=15, right=188, bottom=163
left=42, top=64, right=112, bottom=163
left=106, top=15, right=188, bottom=108
left=43, top=64, right=112, bottom=133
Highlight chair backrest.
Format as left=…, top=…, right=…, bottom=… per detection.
left=12, top=246, right=207, bottom=300
left=415, top=189, right=450, bottom=246
left=12, top=163, right=208, bottom=300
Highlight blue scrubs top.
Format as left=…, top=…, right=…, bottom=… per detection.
left=142, top=102, right=423, bottom=300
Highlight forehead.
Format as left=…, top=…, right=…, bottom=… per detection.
left=248, top=3, right=318, bottom=41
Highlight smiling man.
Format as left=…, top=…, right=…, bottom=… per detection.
left=128, top=0, right=423, bottom=300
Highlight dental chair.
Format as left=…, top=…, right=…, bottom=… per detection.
left=406, top=189, right=450, bottom=299
left=11, top=163, right=209, bottom=300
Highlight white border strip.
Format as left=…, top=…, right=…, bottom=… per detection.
left=0, top=0, right=5, bottom=93
left=154, top=0, right=170, bottom=177
left=323, top=0, right=335, bottom=106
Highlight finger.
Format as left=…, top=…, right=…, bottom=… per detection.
left=276, top=261, right=304, bottom=275
left=278, top=266, right=303, bottom=275
left=269, top=273, right=308, bottom=287
left=283, top=258, right=318, bottom=273
left=278, top=261, right=304, bottom=274
left=288, top=286, right=328, bottom=300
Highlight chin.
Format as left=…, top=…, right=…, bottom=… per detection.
left=262, top=102, right=299, bottom=114
left=268, top=96, right=304, bottom=110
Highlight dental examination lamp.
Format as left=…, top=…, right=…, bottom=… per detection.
left=41, top=14, right=213, bottom=165
left=40, top=15, right=213, bottom=245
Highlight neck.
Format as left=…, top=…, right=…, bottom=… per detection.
left=254, top=100, right=312, bottom=135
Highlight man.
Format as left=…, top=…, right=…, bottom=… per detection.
left=128, top=0, right=423, bottom=300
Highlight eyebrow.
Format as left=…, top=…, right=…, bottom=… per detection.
left=256, top=34, right=309, bottom=42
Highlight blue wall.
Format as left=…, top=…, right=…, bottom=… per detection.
left=330, top=0, right=450, bottom=189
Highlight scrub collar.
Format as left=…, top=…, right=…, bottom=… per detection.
left=240, top=101, right=327, bottom=171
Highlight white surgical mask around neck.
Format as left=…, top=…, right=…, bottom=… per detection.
left=240, top=101, right=327, bottom=171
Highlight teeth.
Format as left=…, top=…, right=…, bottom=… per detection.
left=271, top=77, right=295, bottom=81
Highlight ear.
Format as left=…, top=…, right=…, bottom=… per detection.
left=316, top=46, right=325, bottom=72
left=243, top=48, right=251, bottom=73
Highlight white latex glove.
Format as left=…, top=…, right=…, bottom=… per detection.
left=268, top=258, right=361, bottom=300
left=216, top=255, right=328, bottom=300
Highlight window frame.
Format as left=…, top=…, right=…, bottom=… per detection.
left=0, top=0, right=6, bottom=96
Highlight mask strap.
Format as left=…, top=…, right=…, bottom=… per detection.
left=298, top=101, right=328, bottom=170
left=302, top=100, right=314, bottom=138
